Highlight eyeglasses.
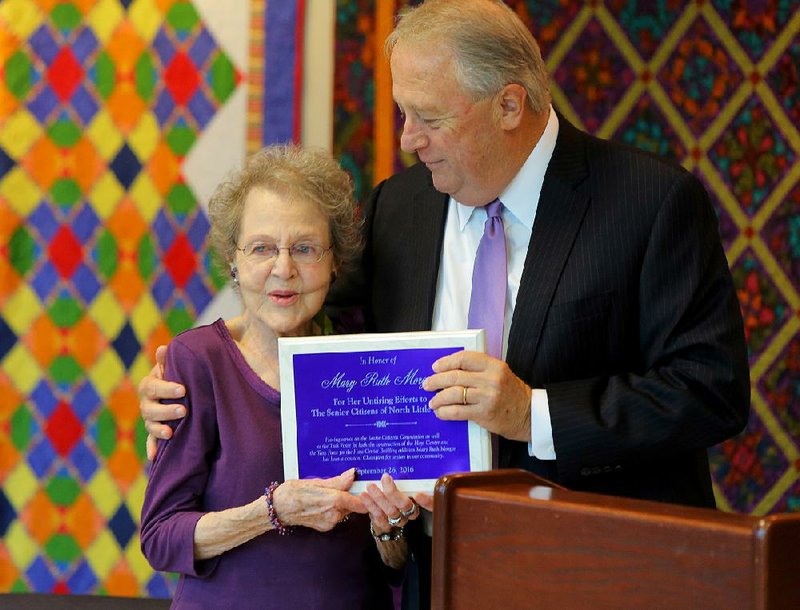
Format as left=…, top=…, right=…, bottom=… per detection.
left=236, top=241, right=332, bottom=265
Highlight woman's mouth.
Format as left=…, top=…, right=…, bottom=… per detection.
left=268, top=290, right=299, bottom=306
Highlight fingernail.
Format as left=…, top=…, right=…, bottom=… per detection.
left=175, top=406, right=186, bottom=417
left=174, top=387, right=184, bottom=397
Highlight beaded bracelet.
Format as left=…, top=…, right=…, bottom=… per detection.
left=370, top=521, right=404, bottom=542
left=264, top=481, right=294, bottom=535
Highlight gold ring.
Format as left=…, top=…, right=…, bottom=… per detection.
left=462, top=386, right=468, bottom=405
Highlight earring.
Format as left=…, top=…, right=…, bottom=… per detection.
left=230, top=265, right=239, bottom=285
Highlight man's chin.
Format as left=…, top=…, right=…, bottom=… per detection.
left=431, top=176, right=480, bottom=204
left=430, top=172, right=455, bottom=196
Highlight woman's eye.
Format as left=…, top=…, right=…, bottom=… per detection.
left=250, top=243, right=276, bottom=256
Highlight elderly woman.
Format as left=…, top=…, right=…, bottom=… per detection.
left=140, top=146, right=411, bottom=609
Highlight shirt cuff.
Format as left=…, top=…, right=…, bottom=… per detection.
left=529, top=388, right=556, bottom=460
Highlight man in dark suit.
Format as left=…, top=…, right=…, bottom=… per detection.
left=139, top=0, right=749, bottom=606
left=348, top=0, right=750, bottom=508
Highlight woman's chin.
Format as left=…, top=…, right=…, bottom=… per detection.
left=264, top=316, right=316, bottom=339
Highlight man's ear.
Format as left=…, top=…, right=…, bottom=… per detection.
left=496, top=83, right=527, bottom=130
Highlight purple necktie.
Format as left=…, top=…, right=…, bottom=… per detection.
left=468, top=199, right=507, bottom=358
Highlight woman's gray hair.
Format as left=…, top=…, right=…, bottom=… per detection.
left=207, top=144, right=362, bottom=273
left=385, top=0, right=551, bottom=113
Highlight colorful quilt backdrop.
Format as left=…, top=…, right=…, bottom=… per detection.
left=334, top=0, right=800, bottom=516
left=0, top=0, right=303, bottom=597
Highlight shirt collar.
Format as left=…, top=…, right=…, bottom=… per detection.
left=454, top=105, right=559, bottom=231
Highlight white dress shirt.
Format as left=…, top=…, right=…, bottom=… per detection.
left=430, top=106, right=559, bottom=460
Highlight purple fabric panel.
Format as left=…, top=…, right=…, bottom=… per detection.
left=263, top=0, right=301, bottom=144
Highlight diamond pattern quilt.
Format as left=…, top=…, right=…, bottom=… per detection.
left=0, top=0, right=303, bottom=596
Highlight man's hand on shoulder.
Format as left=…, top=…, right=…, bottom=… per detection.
left=138, top=344, right=188, bottom=460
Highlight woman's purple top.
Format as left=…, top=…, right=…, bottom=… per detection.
left=140, top=319, right=393, bottom=609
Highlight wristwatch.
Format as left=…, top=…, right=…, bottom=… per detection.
left=370, top=521, right=404, bottom=542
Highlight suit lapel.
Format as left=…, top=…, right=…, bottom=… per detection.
left=506, top=119, right=591, bottom=381
left=405, top=182, right=448, bottom=330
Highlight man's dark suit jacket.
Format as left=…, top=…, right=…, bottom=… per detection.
left=330, top=117, right=750, bottom=607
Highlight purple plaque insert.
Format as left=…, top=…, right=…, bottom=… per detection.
left=291, top=347, right=470, bottom=482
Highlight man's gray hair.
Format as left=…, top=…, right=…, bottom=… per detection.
left=385, top=0, right=551, bottom=113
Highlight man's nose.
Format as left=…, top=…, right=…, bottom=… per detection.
left=400, top=120, right=427, bottom=153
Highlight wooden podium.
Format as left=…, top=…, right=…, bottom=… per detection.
left=431, top=470, right=800, bottom=610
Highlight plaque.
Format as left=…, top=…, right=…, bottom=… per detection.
left=278, top=330, right=490, bottom=493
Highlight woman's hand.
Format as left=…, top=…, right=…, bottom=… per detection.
left=361, top=473, right=423, bottom=534
left=360, top=473, right=420, bottom=569
left=272, top=468, right=366, bottom=532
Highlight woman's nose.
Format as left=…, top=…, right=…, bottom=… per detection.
left=269, top=248, right=297, bottom=277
